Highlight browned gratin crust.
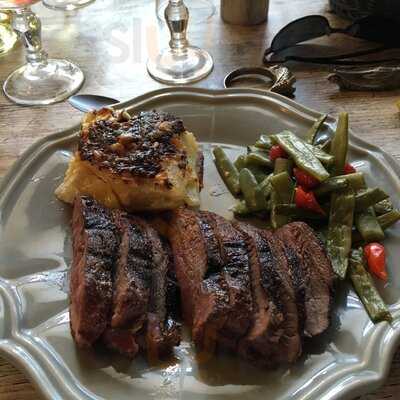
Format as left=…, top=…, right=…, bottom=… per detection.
left=80, top=109, right=187, bottom=184
left=55, top=108, right=202, bottom=211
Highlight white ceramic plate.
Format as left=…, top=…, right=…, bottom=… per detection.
left=1, top=88, right=400, bottom=400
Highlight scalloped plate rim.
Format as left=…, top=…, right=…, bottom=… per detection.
left=0, top=87, right=399, bottom=400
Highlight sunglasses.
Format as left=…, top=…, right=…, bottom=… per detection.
left=263, top=15, right=400, bottom=65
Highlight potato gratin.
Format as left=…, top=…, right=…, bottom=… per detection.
left=55, top=108, right=202, bottom=211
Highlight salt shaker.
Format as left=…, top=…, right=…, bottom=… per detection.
left=221, top=0, right=269, bottom=25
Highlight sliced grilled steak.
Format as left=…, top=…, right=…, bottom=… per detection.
left=192, top=213, right=229, bottom=356
left=144, top=223, right=180, bottom=362
left=233, top=223, right=282, bottom=365
left=102, top=328, right=140, bottom=358
left=70, top=196, right=119, bottom=348
left=275, top=222, right=334, bottom=337
left=168, top=208, right=229, bottom=356
left=104, top=215, right=181, bottom=360
left=164, top=239, right=181, bottom=321
left=200, top=212, right=253, bottom=351
left=167, top=208, right=209, bottom=327
left=111, top=213, right=152, bottom=330
left=262, top=231, right=303, bottom=364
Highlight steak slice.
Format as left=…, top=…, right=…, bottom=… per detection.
left=110, top=213, right=152, bottom=330
left=167, top=208, right=229, bottom=356
left=102, top=329, right=140, bottom=358
left=275, top=222, right=334, bottom=337
left=104, top=215, right=181, bottom=360
left=192, top=213, right=229, bottom=357
left=262, top=231, right=303, bottom=364
left=167, top=208, right=209, bottom=327
left=70, top=196, right=119, bottom=348
left=144, top=224, right=180, bottom=363
left=200, top=212, right=253, bottom=351
left=233, top=223, right=282, bottom=365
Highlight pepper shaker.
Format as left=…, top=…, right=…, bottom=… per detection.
left=221, top=0, right=269, bottom=25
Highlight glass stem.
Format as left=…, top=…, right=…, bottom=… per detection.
left=165, top=0, right=189, bottom=55
left=12, top=8, right=48, bottom=66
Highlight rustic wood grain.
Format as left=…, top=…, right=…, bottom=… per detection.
left=0, top=0, right=399, bottom=399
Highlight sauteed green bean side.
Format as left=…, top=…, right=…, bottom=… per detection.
left=213, top=112, right=400, bottom=324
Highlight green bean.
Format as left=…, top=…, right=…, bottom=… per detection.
left=316, top=173, right=365, bottom=197
left=271, top=131, right=330, bottom=182
left=239, top=168, right=267, bottom=211
left=274, top=157, right=293, bottom=175
left=349, top=248, right=392, bottom=323
left=355, top=207, right=385, bottom=243
left=318, top=139, right=331, bottom=153
left=326, top=188, right=355, bottom=279
left=255, top=134, right=273, bottom=150
left=245, top=152, right=273, bottom=169
left=309, top=144, right=335, bottom=165
left=248, top=145, right=267, bottom=154
left=258, top=174, right=273, bottom=199
left=353, top=209, right=400, bottom=244
left=275, top=204, right=326, bottom=221
left=377, top=210, right=400, bottom=230
left=234, top=155, right=247, bottom=171
left=234, top=155, right=269, bottom=182
left=246, top=164, right=269, bottom=183
left=213, top=147, right=240, bottom=196
left=314, top=178, right=349, bottom=197
left=256, top=186, right=269, bottom=210
left=355, top=188, right=389, bottom=212
left=374, top=199, right=394, bottom=215
left=232, top=200, right=251, bottom=216
left=270, top=171, right=295, bottom=229
left=306, top=114, right=327, bottom=144
left=337, top=172, right=366, bottom=192
left=330, top=112, right=349, bottom=176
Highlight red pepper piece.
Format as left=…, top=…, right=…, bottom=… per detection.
left=295, top=186, right=326, bottom=215
left=293, top=167, right=320, bottom=189
left=344, top=163, right=356, bottom=174
left=269, top=145, right=288, bottom=161
left=364, top=242, right=387, bottom=281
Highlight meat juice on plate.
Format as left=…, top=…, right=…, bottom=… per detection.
left=0, top=0, right=39, bottom=8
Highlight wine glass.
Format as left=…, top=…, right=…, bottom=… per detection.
left=42, top=0, right=94, bottom=11
left=0, top=0, right=84, bottom=105
left=156, top=0, right=215, bottom=24
left=147, top=0, right=213, bottom=84
left=0, top=11, right=17, bottom=55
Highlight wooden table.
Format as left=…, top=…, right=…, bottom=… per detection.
left=0, top=0, right=399, bottom=398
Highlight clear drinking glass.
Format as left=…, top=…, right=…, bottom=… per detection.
left=147, top=0, right=213, bottom=84
left=0, top=11, right=17, bottom=55
left=0, top=0, right=84, bottom=105
left=42, top=0, right=94, bottom=11
left=156, top=0, right=215, bottom=24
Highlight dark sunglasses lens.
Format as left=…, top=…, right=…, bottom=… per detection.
left=350, top=16, right=399, bottom=46
left=270, top=15, right=331, bottom=53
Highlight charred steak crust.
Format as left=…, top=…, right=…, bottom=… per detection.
left=70, top=196, right=119, bottom=348
left=79, top=110, right=187, bottom=179
left=200, top=212, right=253, bottom=350
left=104, top=213, right=181, bottom=360
left=70, top=199, right=333, bottom=366
left=111, top=213, right=153, bottom=330
left=193, top=213, right=230, bottom=355
left=143, top=221, right=181, bottom=362
left=276, top=222, right=334, bottom=337
left=261, top=231, right=303, bottom=364
left=233, top=223, right=281, bottom=364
